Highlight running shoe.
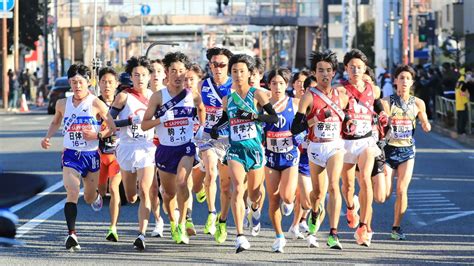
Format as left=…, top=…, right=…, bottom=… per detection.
left=366, top=230, right=374, bottom=247
left=280, top=201, right=294, bottom=217
left=308, top=203, right=325, bottom=235
left=176, top=224, right=189, bottom=244
left=133, top=234, right=146, bottom=251
left=391, top=227, right=406, bottom=240
left=354, top=226, right=369, bottom=246
left=65, top=233, right=81, bottom=251
left=204, top=212, right=217, bottom=235
left=196, top=187, right=207, bottom=203
left=327, top=234, right=342, bottom=250
left=91, top=193, right=103, bottom=212
left=235, top=235, right=251, bottom=253
left=243, top=207, right=250, bottom=228
left=346, top=195, right=360, bottom=229
left=170, top=221, right=178, bottom=242
left=288, top=225, right=305, bottom=240
left=250, top=208, right=261, bottom=236
left=214, top=214, right=227, bottom=243
left=299, top=220, right=309, bottom=233
left=185, top=218, right=196, bottom=236
left=105, top=227, right=118, bottom=242
left=307, top=234, right=319, bottom=248
left=151, top=217, right=164, bottom=237
left=272, top=237, right=287, bottom=253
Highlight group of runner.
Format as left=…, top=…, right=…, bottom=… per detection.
left=41, top=47, right=431, bottom=253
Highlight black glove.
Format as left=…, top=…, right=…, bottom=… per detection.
left=210, top=125, right=219, bottom=140
left=235, top=109, right=256, bottom=120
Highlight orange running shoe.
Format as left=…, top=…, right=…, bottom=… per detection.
left=354, top=225, right=369, bottom=246
left=346, top=195, right=360, bottom=229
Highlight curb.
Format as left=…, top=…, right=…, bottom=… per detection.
left=432, top=121, right=474, bottom=148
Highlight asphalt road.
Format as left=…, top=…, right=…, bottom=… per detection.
left=1, top=108, right=473, bottom=265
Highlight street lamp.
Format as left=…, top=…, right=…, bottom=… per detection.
left=145, top=41, right=180, bottom=59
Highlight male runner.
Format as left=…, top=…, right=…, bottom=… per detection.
left=41, top=64, right=116, bottom=251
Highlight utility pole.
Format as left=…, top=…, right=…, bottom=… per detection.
left=2, top=15, right=7, bottom=110
left=14, top=0, right=19, bottom=72
left=354, top=0, right=359, bottom=49
left=43, top=0, right=49, bottom=89
left=402, top=0, right=409, bottom=64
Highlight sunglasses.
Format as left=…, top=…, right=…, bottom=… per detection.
left=211, top=62, right=227, bottom=68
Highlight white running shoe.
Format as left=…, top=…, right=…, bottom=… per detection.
left=280, top=201, right=294, bottom=217
left=91, top=193, right=103, bottom=212
left=288, top=225, right=305, bottom=240
left=307, top=234, right=319, bottom=248
left=65, top=233, right=81, bottom=251
left=299, top=221, right=309, bottom=233
left=272, top=237, right=287, bottom=253
left=250, top=208, right=261, bottom=236
left=151, top=217, right=164, bottom=237
left=243, top=207, right=250, bottom=228
left=235, top=235, right=251, bottom=253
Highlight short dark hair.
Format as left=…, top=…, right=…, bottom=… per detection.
left=291, top=70, right=311, bottom=86
left=310, top=50, right=338, bottom=72
left=343, top=49, right=369, bottom=66
left=254, top=56, right=265, bottom=75
left=98, top=67, right=118, bottom=81
left=364, top=67, right=376, bottom=83
left=162, top=52, right=191, bottom=70
left=125, top=56, right=153, bottom=75
left=150, top=58, right=163, bottom=65
left=206, top=47, right=233, bottom=61
left=228, top=54, right=255, bottom=75
left=303, top=75, right=317, bottom=89
left=394, top=64, right=416, bottom=80
left=67, top=64, right=91, bottom=80
left=266, top=68, right=292, bottom=87
left=189, top=63, right=204, bottom=79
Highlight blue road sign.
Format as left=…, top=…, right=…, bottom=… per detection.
left=140, top=4, right=150, bottom=16
left=0, top=0, right=15, bottom=12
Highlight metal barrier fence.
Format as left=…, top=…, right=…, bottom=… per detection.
left=435, top=96, right=473, bottom=134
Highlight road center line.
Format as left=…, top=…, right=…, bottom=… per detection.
left=11, top=181, right=64, bottom=213
left=413, top=203, right=455, bottom=207
left=410, top=207, right=460, bottom=211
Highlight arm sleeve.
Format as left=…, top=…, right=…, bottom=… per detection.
left=255, top=103, right=278, bottom=124
left=213, top=111, right=229, bottom=130
left=290, top=112, right=308, bottom=135
left=374, top=98, right=384, bottom=114
left=110, top=106, right=131, bottom=127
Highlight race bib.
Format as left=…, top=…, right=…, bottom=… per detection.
left=391, top=118, right=413, bottom=140
left=67, top=123, right=94, bottom=148
left=230, top=118, right=257, bottom=141
left=164, top=118, right=192, bottom=144
left=266, top=130, right=293, bottom=153
left=314, top=122, right=340, bottom=140
left=204, top=105, right=223, bottom=129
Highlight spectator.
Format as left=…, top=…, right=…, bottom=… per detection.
left=30, top=71, right=38, bottom=103
left=455, top=81, right=470, bottom=134
left=216, top=0, right=229, bottom=15
left=8, top=71, right=20, bottom=112
left=382, top=73, right=394, bottom=98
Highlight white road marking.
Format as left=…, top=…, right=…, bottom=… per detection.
left=414, top=199, right=450, bottom=203
left=3, top=117, right=16, bottom=121
left=11, top=181, right=64, bottom=213
left=433, top=211, right=474, bottom=224
left=416, top=148, right=474, bottom=153
left=409, top=190, right=454, bottom=193
left=33, top=116, right=49, bottom=121
left=410, top=207, right=460, bottom=211
left=413, top=203, right=455, bottom=207
left=420, top=211, right=464, bottom=215
left=16, top=190, right=83, bottom=238
left=10, top=122, right=41, bottom=126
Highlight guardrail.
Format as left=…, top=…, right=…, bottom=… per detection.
left=435, top=96, right=472, bottom=134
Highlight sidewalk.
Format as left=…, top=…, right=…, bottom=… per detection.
left=432, top=120, right=474, bottom=148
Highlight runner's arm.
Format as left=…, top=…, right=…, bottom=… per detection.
left=210, top=96, right=229, bottom=139
left=252, top=89, right=278, bottom=124
left=110, top=92, right=131, bottom=127
left=41, top=99, right=65, bottom=149
left=291, top=89, right=313, bottom=135
left=193, top=89, right=206, bottom=125
left=141, top=91, right=162, bottom=131
left=95, top=99, right=116, bottom=138
left=415, top=97, right=431, bottom=132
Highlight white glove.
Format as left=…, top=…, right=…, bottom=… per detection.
left=160, top=110, right=175, bottom=123
left=195, top=126, right=204, bottom=140
left=130, top=113, right=144, bottom=125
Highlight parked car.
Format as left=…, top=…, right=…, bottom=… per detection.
left=47, top=76, right=71, bottom=114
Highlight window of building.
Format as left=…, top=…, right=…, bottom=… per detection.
left=330, top=38, right=343, bottom=48
left=330, top=13, right=342, bottom=23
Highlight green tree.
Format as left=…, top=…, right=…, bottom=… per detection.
left=7, top=0, right=45, bottom=52
left=353, top=19, right=375, bottom=67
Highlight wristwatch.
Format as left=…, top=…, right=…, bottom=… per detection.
left=97, top=132, right=103, bottom=140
